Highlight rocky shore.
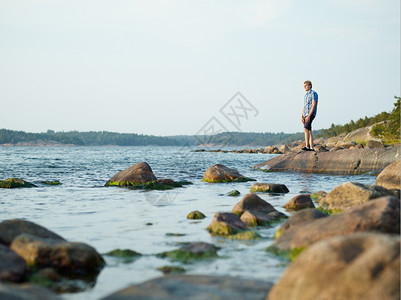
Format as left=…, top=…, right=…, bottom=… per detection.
left=1, top=151, right=400, bottom=299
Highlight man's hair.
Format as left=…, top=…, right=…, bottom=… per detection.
left=304, top=80, right=312, bottom=88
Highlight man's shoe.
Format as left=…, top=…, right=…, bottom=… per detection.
left=308, top=148, right=315, bottom=151
left=301, top=147, right=309, bottom=151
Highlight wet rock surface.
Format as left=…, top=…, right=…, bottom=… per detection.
left=267, top=233, right=400, bottom=300
left=102, top=274, right=273, bottom=300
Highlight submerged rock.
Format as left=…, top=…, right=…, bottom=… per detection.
left=202, top=164, right=255, bottom=183
left=104, top=249, right=141, bottom=259
left=0, top=178, right=36, bottom=189
left=158, top=242, right=220, bottom=262
left=376, top=160, right=400, bottom=190
left=319, top=182, right=394, bottom=211
left=283, top=195, right=315, bottom=211
left=102, top=274, right=273, bottom=300
left=227, top=190, right=241, bottom=196
left=250, top=183, right=289, bottom=194
left=267, top=233, right=400, bottom=300
left=269, top=196, right=400, bottom=256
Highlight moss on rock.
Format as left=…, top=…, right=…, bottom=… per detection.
left=0, top=178, right=37, bottom=189
left=187, top=211, right=206, bottom=220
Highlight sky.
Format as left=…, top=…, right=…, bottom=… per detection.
left=0, top=0, right=399, bottom=136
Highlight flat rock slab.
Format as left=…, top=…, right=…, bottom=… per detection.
left=254, top=148, right=400, bottom=175
left=102, top=275, right=273, bottom=300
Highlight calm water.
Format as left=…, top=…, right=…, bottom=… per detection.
left=0, top=146, right=376, bottom=299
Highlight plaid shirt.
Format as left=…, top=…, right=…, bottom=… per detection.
left=303, top=89, right=318, bottom=117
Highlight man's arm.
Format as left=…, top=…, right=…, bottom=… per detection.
left=305, top=101, right=317, bottom=121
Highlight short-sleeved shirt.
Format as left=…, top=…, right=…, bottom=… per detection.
left=303, top=89, right=318, bottom=117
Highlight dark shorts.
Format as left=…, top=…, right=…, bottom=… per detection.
left=303, top=115, right=315, bottom=130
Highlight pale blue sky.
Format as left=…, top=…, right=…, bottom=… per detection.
left=0, top=0, right=399, bottom=135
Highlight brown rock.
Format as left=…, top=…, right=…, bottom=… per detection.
left=267, top=233, right=400, bottom=300
left=250, top=183, right=289, bottom=193
left=10, top=234, right=105, bottom=275
left=271, top=196, right=400, bottom=252
left=0, top=244, right=26, bottom=282
left=206, top=213, right=248, bottom=236
left=366, top=139, right=385, bottom=149
left=320, top=182, right=394, bottom=211
left=232, top=193, right=286, bottom=220
left=105, top=161, right=157, bottom=186
left=254, top=148, right=400, bottom=175
left=240, top=210, right=279, bottom=227
left=202, top=164, right=254, bottom=182
left=0, top=219, right=65, bottom=246
left=283, top=195, right=315, bottom=210
left=376, top=160, right=400, bottom=190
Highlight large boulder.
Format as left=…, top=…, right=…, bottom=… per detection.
left=270, top=196, right=400, bottom=254
left=267, top=233, right=400, bottom=300
left=254, top=148, right=400, bottom=175
left=105, top=162, right=157, bottom=186
left=0, top=219, right=65, bottom=246
left=319, top=182, right=394, bottom=211
left=10, top=234, right=105, bottom=275
left=102, top=274, right=272, bottom=300
left=202, top=164, right=255, bottom=183
left=376, top=160, right=400, bottom=190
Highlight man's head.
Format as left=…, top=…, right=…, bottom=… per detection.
left=304, top=80, right=312, bottom=92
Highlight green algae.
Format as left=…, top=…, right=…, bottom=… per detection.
left=165, top=233, right=186, bottom=237
left=105, top=180, right=192, bottom=190
left=187, top=211, right=206, bottom=220
left=157, top=265, right=186, bottom=274
left=274, top=228, right=283, bottom=239
left=317, top=207, right=343, bottom=215
left=104, top=249, right=142, bottom=262
left=202, top=177, right=256, bottom=183
left=0, top=178, right=37, bottom=188
left=266, top=245, right=306, bottom=261
left=158, top=248, right=219, bottom=262
left=40, top=180, right=62, bottom=186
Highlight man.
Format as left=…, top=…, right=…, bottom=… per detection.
left=301, top=80, right=318, bottom=151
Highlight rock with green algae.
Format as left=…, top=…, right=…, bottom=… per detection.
left=104, top=249, right=141, bottom=259
left=0, top=178, right=37, bottom=189
left=157, top=265, right=186, bottom=275
left=187, top=210, right=206, bottom=220
left=207, top=212, right=259, bottom=240
left=39, top=180, right=62, bottom=186
left=227, top=190, right=241, bottom=196
left=250, top=183, right=289, bottom=193
left=158, top=242, right=220, bottom=262
left=202, top=164, right=255, bottom=183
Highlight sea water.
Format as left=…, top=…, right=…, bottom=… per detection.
left=0, top=146, right=376, bottom=299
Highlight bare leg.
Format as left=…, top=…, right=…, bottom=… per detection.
left=304, top=128, right=310, bottom=148
left=308, top=130, right=314, bottom=149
